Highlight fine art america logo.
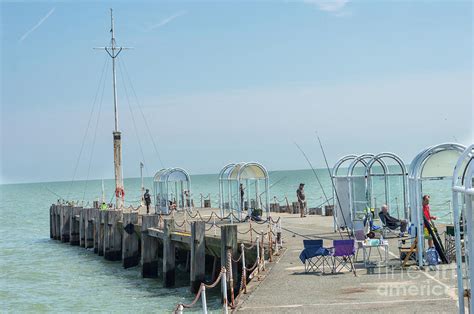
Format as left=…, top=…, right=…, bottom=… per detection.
left=376, top=267, right=456, bottom=297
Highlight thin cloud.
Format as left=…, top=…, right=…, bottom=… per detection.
left=148, top=11, right=187, bottom=31
left=304, top=0, right=349, bottom=12
left=19, top=7, right=56, bottom=43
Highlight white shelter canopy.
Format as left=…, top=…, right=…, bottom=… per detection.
left=451, top=144, right=474, bottom=313
left=218, top=162, right=270, bottom=221
left=153, top=167, right=191, bottom=214
left=408, top=143, right=466, bottom=267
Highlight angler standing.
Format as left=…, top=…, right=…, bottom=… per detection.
left=144, top=189, right=152, bottom=214
left=297, top=183, right=306, bottom=218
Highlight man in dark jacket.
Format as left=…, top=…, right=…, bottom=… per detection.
left=297, top=183, right=306, bottom=218
left=144, top=189, right=151, bottom=214
left=379, top=204, right=407, bottom=236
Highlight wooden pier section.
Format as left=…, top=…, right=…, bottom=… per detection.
left=49, top=204, right=281, bottom=303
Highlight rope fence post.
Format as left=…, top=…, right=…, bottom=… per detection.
left=227, top=249, right=235, bottom=307
left=268, top=224, right=273, bottom=262
left=249, top=220, right=253, bottom=243
left=222, top=268, right=228, bottom=314
left=200, top=194, right=203, bottom=208
left=213, top=215, right=217, bottom=236
left=241, top=243, right=247, bottom=293
left=256, top=235, right=260, bottom=274
left=201, top=285, right=208, bottom=314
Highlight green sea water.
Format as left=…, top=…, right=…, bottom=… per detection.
left=0, top=168, right=452, bottom=312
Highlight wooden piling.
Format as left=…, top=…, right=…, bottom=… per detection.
left=79, top=208, right=86, bottom=247
left=51, top=205, right=58, bottom=240
left=50, top=205, right=54, bottom=239
left=104, top=210, right=122, bottom=261
left=163, top=218, right=176, bottom=288
left=55, top=205, right=61, bottom=240
left=60, top=205, right=72, bottom=242
left=122, top=212, right=140, bottom=268
left=190, top=221, right=206, bottom=293
left=141, top=214, right=160, bottom=278
left=98, top=210, right=106, bottom=256
left=92, top=209, right=100, bottom=253
left=220, top=224, right=238, bottom=298
left=85, top=208, right=94, bottom=248
left=69, top=207, right=81, bottom=245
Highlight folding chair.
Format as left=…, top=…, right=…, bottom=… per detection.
left=331, top=239, right=356, bottom=275
left=299, top=239, right=330, bottom=273
left=378, top=211, right=400, bottom=237
left=354, top=229, right=366, bottom=262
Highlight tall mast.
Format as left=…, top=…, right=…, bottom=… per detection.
left=95, top=9, right=131, bottom=209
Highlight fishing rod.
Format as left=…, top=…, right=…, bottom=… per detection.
left=294, top=142, right=331, bottom=203
left=315, top=133, right=351, bottom=238
left=258, top=176, right=287, bottom=197
left=44, top=186, right=64, bottom=202
left=294, top=142, right=347, bottom=239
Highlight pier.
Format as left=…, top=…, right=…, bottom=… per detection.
left=49, top=204, right=283, bottom=311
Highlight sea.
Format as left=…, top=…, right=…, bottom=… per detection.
left=0, top=167, right=453, bottom=312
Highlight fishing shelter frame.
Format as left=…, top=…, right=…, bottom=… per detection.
left=218, top=162, right=270, bottom=220
left=365, top=153, right=409, bottom=222
left=452, top=144, right=474, bottom=313
left=408, top=143, right=466, bottom=267
left=332, top=153, right=408, bottom=232
left=153, top=168, right=191, bottom=214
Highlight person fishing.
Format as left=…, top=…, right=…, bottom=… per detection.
left=144, top=189, right=151, bottom=214
left=240, top=183, right=245, bottom=210
left=297, top=183, right=306, bottom=218
left=100, top=202, right=107, bottom=211
left=423, top=195, right=437, bottom=248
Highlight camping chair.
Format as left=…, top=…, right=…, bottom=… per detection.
left=331, top=239, right=356, bottom=275
left=378, top=211, right=401, bottom=237
left=354, top=229, right=366, bottom=262
left=299, top=239, right=330, bottom=273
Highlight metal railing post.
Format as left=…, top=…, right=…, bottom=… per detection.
left=201, top=285, right=208, bottom=314
left=256, top=236, right=260, bottom=274
left=241, top=243, right=247, bottom=293
left=222, top=268, right=228, bottom=314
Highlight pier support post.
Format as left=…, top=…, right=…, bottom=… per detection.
left=50, top=205, right=54, bottom=239
left=85, top=208, right=94, bottom=248
left=190, top=221, right=206, bottom=293
left=55, top=205, right=61, bottom=240
left=163, top=218, right=176, bottom=287
left=104, top=210, right=122, bottom=261
left=60, top=205, right=72, bottom=242
left=141, top=214, right=160, bottom=278
left=122, top=212, right=140, bottom=268
left=79, top=208, right=86, bottom=247
left=92, top=209, right=99, bottom=253
left=69, top=207, right=81, bottom=245
left=98, top=210, right=106, bottom=256
left=221, top=225, right=238, bottom=299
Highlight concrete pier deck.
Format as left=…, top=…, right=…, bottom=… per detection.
left=236, top=213, right=459, bottom=313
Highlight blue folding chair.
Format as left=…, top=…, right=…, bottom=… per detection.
left=299, top=239, right=330, bottom=273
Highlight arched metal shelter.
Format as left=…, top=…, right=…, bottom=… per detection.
left=332, top=154, right=358, bottom=231
left=218, top=162, right=270, bottom=220
left=408, top=143, right=466, bottom=267
left=365, top=153, right=409, bottom=222
left=153, top=168, right=191, bottom=214
left=332, top=152, right=408, bottom=232
left=451, top=144, right=474, bottom=313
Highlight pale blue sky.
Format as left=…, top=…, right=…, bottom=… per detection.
left=1, top=0, right=472, bottom=184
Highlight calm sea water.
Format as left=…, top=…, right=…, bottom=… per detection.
left=0, top=168, right=452, bottom=312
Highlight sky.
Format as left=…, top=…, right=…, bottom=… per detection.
left=0, top=0, right=473, bottom=184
